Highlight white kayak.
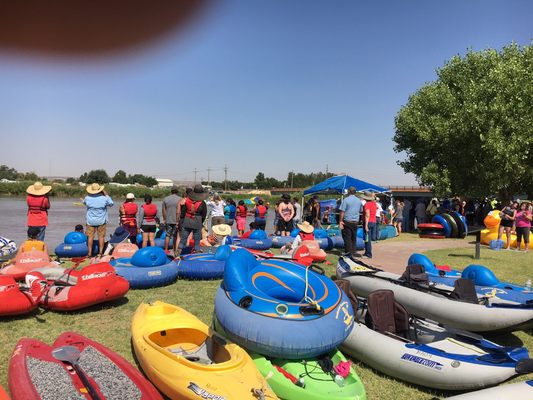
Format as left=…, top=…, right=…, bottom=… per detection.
left=337, top=256, right=533, bottom=332
left=336, top=282, right=533, bottom=391
left=444, top=380, right=533, bottom=399
left=0, top=236, right=17, bottom=262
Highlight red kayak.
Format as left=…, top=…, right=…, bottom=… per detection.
left=9, top=331, right=162, bottom=400
left=28, top=262, right=130, bottom=311
left=0, top=275, right=45, bottom=316
left=0, top=250, right=55, bottom=280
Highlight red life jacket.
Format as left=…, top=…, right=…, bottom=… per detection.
left=299, top=231, right=315, bottom=241
left=255, top=205, right=267, bottom=218
left=185, top=197, right=203, bottom=219
left=121, top=202, right=138, bottom=227
left=237, top=205, right=247, bottom=218
left=27, top=195, right=49, bottom=226
left=142, top=203, right=157, bottom=222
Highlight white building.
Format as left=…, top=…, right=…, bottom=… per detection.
left=156, top=178, right=174, bottom=188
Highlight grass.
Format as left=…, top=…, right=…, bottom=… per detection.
left=0, top=240, right=532, bottom=399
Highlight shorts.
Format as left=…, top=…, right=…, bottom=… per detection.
left=86, top=224, right=106, bottom=239
left=277, top=219, right=294, bottom=233
left=500, top=219, right=513, bottom=228
left=211, top=216, right=225, bottom=226
left=393, top=217, right=403, bottom=223
left=141, top=225, right=157, bottom=233
left=516, top=227, right=530, bottom=243
left=236, top=217, right=246, bottom=231
left=165, top=223, right=177, bottom=238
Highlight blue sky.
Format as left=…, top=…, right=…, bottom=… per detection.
left=0, top=1, right=531, bottom=186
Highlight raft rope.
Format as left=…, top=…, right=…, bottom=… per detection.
left=303, top=265, right=321, bottom=312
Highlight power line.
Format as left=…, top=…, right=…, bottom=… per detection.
left=224, top=164, right=228, bottom=191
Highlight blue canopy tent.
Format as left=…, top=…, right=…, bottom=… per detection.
left=303, top=175, right=389, bottom=196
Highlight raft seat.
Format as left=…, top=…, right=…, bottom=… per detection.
left=365, top=289, right=410, bottom=339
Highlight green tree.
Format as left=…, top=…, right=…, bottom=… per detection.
left=20, top=172, right=40, bottom=181
left=112, top=169, right=128, bottom=184
left=0, top=165, right=19, bottom=180
left=394, top=42, right=533, bottom=198
left=84, top=169, right=110, bottom=184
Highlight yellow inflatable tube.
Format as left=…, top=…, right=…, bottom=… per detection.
left=131, top=301, right=278, bottom=400
left=481, top=210, right=532, bottom=249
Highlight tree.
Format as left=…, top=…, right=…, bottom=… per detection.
left=394, top=42, right=533, bottom=198
left=83, top=169, right=110, bottom=184
left=112, top=169, right=128, bottom=184
left=20, top=172, right=40, bottom=181
left=0, top=165, right=19, bottom=180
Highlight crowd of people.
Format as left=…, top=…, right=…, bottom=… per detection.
left=21, top=180, right=532, bottom=258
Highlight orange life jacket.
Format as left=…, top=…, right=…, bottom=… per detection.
left=237, top=205, right=247, bottom=218
left=299, top=231, right=315, bottom=241
left=185, top=198, right=203, bottom=219
left=121, top=202, right=138, bottom=227
left=142, top=203, right=157, bottom=222
left=255, top=205, right=267, bottom=218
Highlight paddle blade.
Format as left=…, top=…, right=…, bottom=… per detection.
left=52, top=345, right=81, bottom=363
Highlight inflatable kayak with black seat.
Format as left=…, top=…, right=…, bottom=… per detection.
left=336, top=256, right=533, bottom=332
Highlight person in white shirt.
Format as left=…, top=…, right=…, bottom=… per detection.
left=206, top=194, right=226, bottom=231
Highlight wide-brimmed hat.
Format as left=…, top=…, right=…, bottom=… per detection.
left=297, top=221, right=315, bottom=234
left=86, top=183, right=105, bottom=194
left=26, top=181, right=52, bottom=196
left=359, top=191, right=375, bottom=201
left=109, top=226, right=130, bottom=244
left=212, top=224, right=231, bottom=236
left=189, top=184, right=209, bottom=201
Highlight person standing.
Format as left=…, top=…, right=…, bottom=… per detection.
left=207, top=194, right=226, bottom=229
left=362, top=192, right=377, bottom=258
left=224, top=198, right=236, bottom=228
left=414, top=199, right=427, bottom=228
left=119, top=193, right=138, bottom=243
left=253, top=199, right=268, bottom=231
left=83, top=183, right=113, bottom=257
left=26, top=181, right=51, bottom=241
left=177, top=184, right=208, bottom=254
left=393, top=199, right=404, bottom=236
left=138, top=194, right=159, bottom=248
left=374, top=197, right=383, bottom=240
left=402, top=198, right=412, bottom=233
left=338, top=187, right=362, bottom=260
left=277, top=194, right=295, bottom=236
left=235, top=200, right=248, bottom=236
left=162, top=186, right=181, bottom=253
left=498, top=200, right=517, bottom=250
left=515, top=201, right=531, bottom=252
left=292, top=197, right=302, bottom=227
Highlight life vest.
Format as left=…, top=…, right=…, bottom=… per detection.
left=299, top=231, right=315, bottom=241
left=27, top=196, right=48, bottom=215
left=142, top=203, right=157, bottom=223
left=237, top=205, right=247, bottom=218
left=21, top=239, right=46, bottom=253
left=185, top=197, right=203, bottom=219
left=121, top=202, right=138, bottom=227
left=255, top=205, right=267, bottom=219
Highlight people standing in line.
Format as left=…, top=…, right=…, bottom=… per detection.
left=292, top=197, right=302, bottom=227
left=277, top=194, right=295, bottom=236
left=393, top=199, right=404, bottom=236
left=138, top=194, right=159, bottom=248
left=515, top=201, right=531, bottom=252
left=224, top=198, right=236, bottom=228
left=83, top=183, right=113, bottom=257
left=162, top=186, right=181, bottom=253
left=362, top=191, right=377, bottom=258
left=253, top=199, right=268, bottom=231
left=402, top=198, right=412, bottom=233
left=338, top=187, right=362, bottom=260
left=177, top=184, right=208, bottom=255
left=207, top=194, right=226, bottom=229
left=235, top=200, right=248, bottom=237
left=414, top=199, right=427, bottom=228
left=119, top=192, right=138, bottom=243
left=26, top=181, right=51, bottom=241
left=498, top=200, right=517, bottom=250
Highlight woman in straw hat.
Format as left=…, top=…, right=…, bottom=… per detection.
left=26, top=181, right=52, bottom=241
left=203, top=223, right=232, bottom=247
left=282, top=221, right=315, bottom=254
left=83, top=183, right=114, bottom=257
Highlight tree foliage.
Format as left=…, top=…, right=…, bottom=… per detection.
left=287, top=171, right=335, bottom=188
left=80, top=169, right=110, bottom=184
left=0, top=165, right=40, bottom=181
left=112, top=169, right=128, bottom=184
left=394, top=42, right=533, bottom=198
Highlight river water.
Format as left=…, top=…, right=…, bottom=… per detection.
left=0, top=197, right=276, bottom=251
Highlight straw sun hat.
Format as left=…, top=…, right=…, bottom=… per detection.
left=86, top=183, right=105, bottom=194
left=212, top=224, right=231, bottom=236
left=26, top=181, right=52, bottom=196
left=297, top=221, right=314, bottom=234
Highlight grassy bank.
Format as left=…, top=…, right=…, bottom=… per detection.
left=0, top=241, right=531, bottom=399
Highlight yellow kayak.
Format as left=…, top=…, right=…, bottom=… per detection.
left=131, top=301, right=279, bottom=400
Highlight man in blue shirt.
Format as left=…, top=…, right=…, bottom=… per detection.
left=338, top=186, right=362, bottom=260
left=83, top=183, right=114, bottom=257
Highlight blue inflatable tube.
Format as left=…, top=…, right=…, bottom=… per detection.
left=215, top=250, right=354, bottom=359
left=271, top=236, right=294, bottom=248
left=176, top=245, right=231, bottom=280
left=55, top=242, right=89, bottom=258
left=110, top=246, right=178, bottom=288
left=315, top=236, right=334, bottom=250
left=432, top=214, right=452, bottom=238
left=330, top=236, right=364, bottom=250
left=136, top=231, right=166, bottom=248
left=240, top=237, right=272, bottom=250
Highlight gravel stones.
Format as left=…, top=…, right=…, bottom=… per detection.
left=27, top=356, right=85, bottom=400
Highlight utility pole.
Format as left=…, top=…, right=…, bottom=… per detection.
left=290, top=171, right=294, bottom=188
left=194, top=168, right=198, bottom=184
left=207, top=167, right=211, bottom=187
left=326, top=164, right=329, bottom=175
left=224, top=164, right=228, bottom=191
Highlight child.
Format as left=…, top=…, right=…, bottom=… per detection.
left=20, top=226, right=49, bottom=254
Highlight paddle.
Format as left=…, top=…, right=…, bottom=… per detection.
left=52, top=346, right=102, bottom=400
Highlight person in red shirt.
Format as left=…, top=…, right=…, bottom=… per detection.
left=26, top=181, right=51, bottom=241
left=362, top=191, right=377, bottom=259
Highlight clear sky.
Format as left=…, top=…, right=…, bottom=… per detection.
left=0, top=1, right=531, bottom=186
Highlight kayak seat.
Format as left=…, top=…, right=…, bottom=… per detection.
left=334, top=279, right=358, bottom=312
left=169, top=338, right=215, bottom=365
left=365, top=289, right=410, bottom=339
left=449, top=278, right=479, bottom=304
left=400, top=264, right=429, bottom=286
